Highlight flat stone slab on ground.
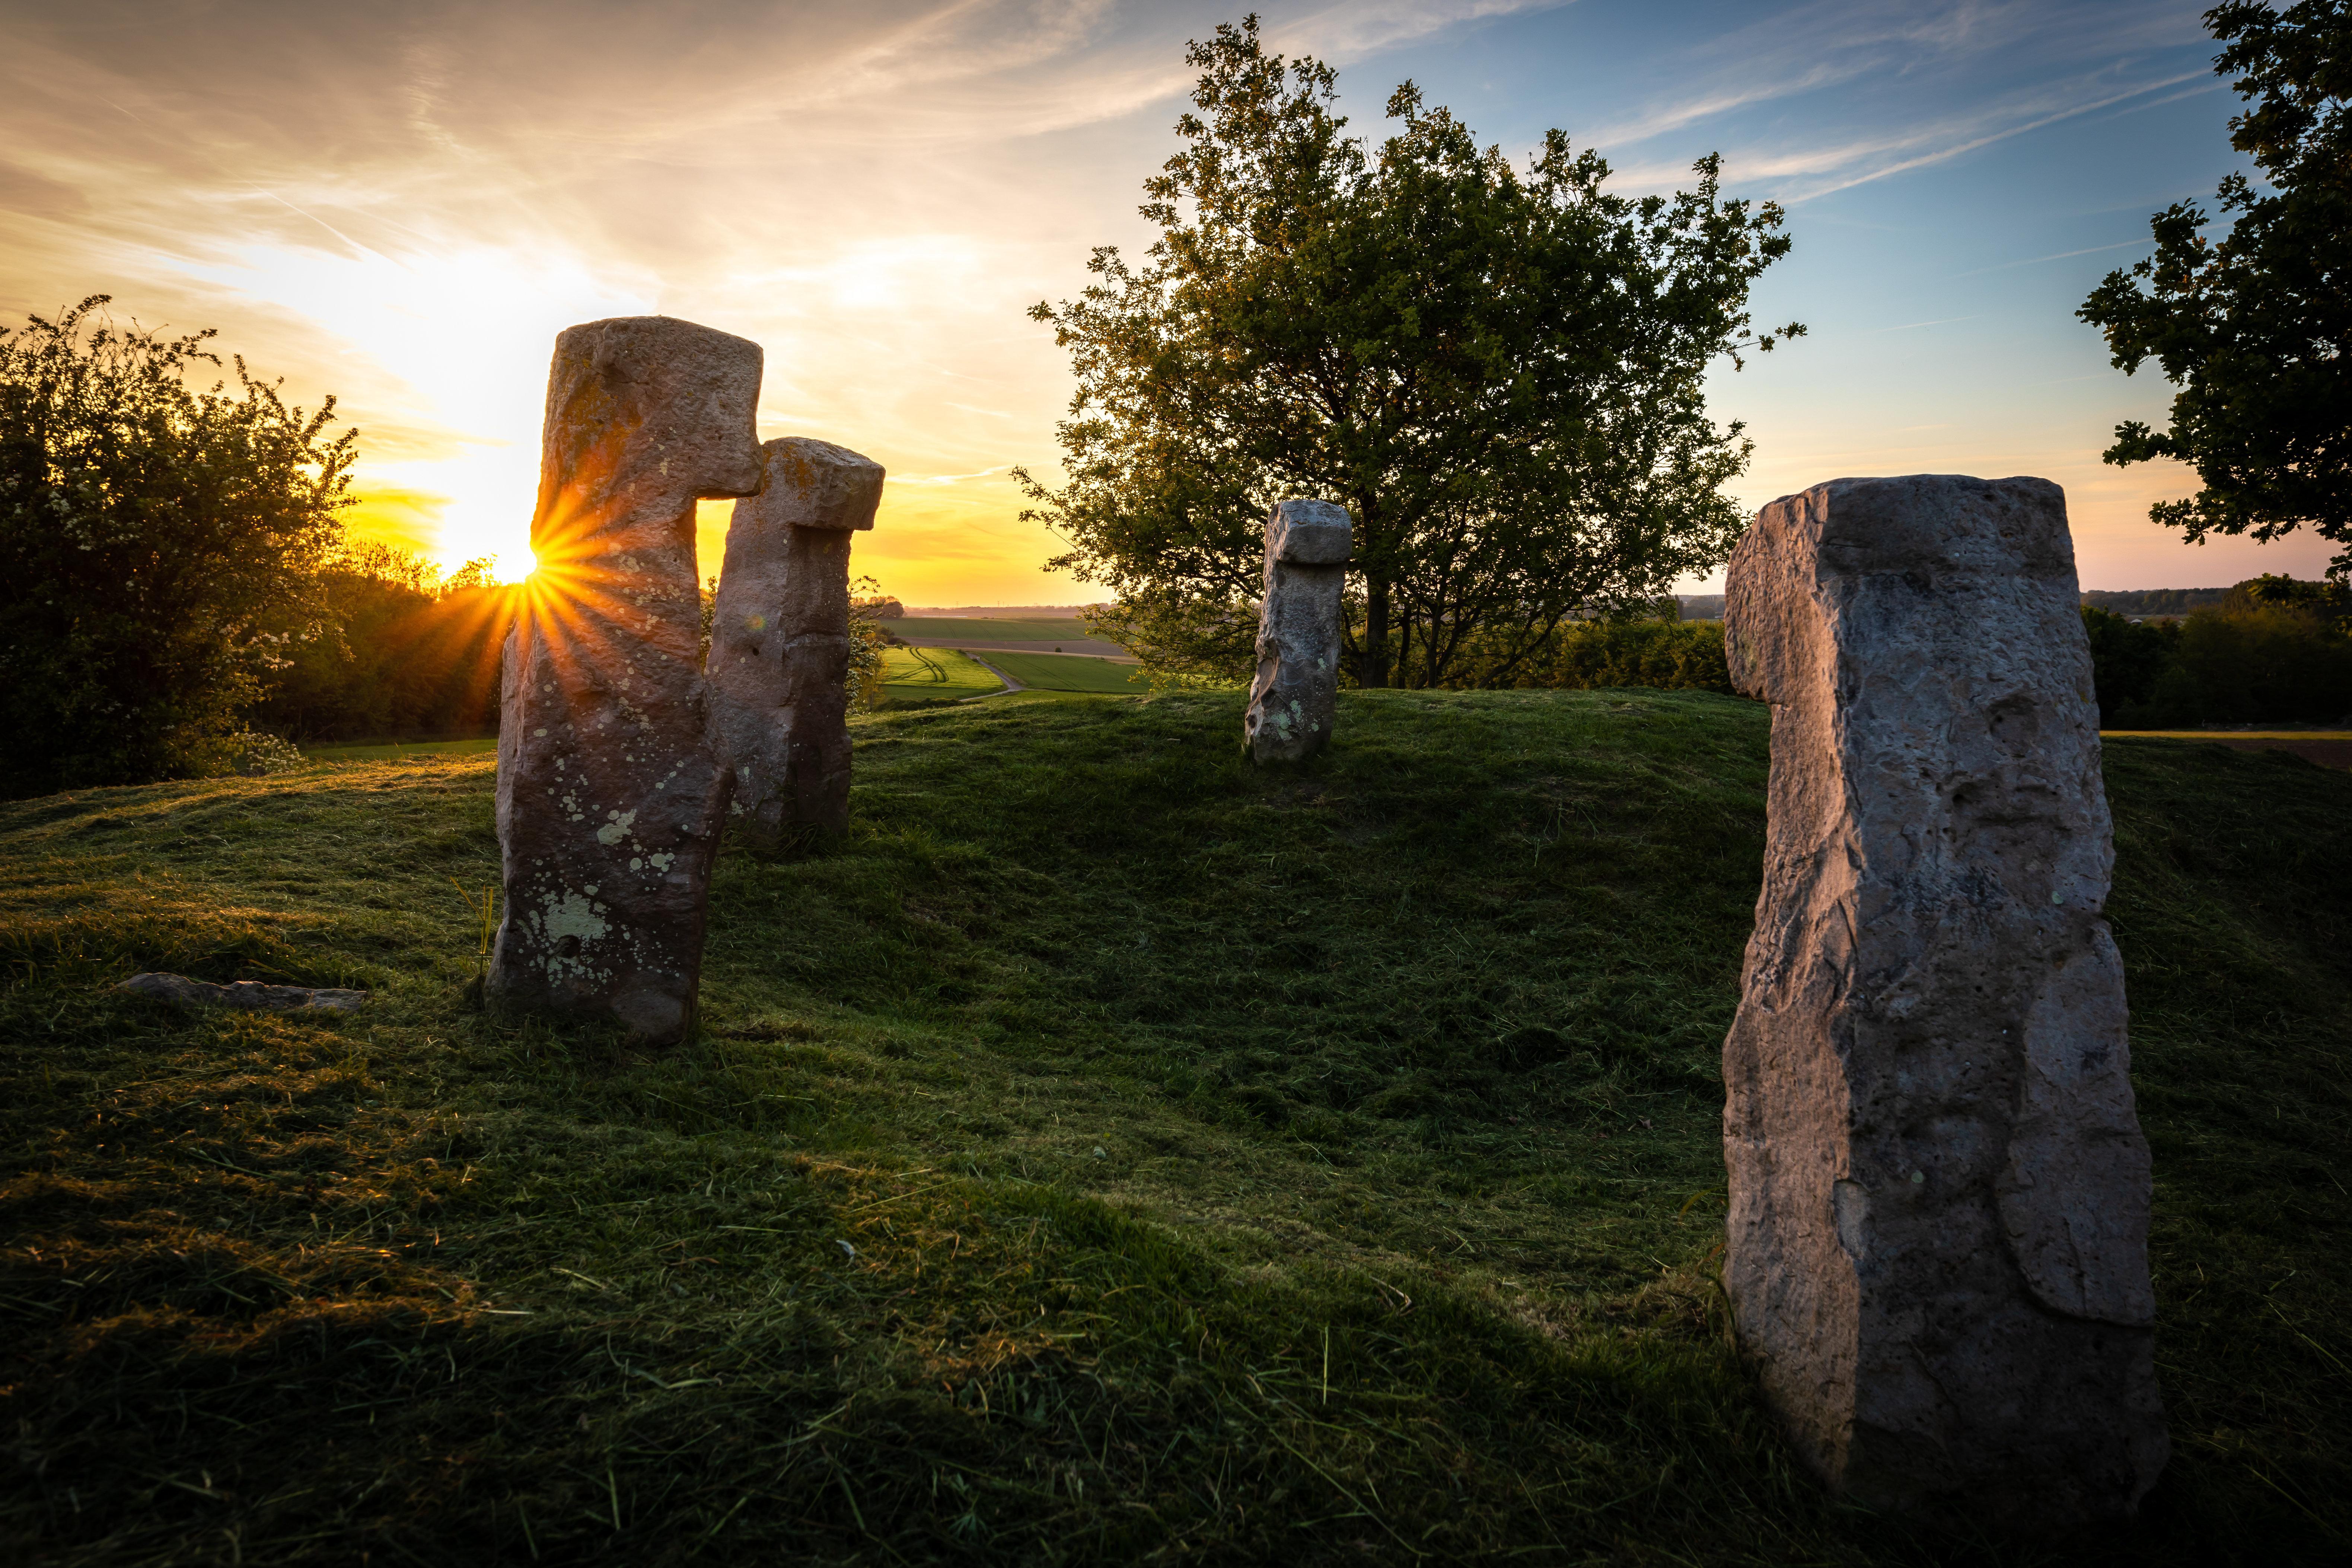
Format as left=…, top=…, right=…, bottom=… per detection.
left=117, top=972, right=368, bottom=1015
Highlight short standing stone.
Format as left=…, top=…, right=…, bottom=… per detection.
left=1721, top=474, right=2166, bottom=1526
left=1244, top=500, right=1351, bottom=763
left=488, top=316, right=764, bottom=1046
left=707, top=436, right=885, bottom=846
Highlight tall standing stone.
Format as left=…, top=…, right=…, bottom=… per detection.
left=488, top=316, right=764, bottom=1046
left=1721, top=474, right=2166, bottom=1526
left=707, top=436, right=885, bottom=846
left=1244, top=499, right=1351, bottom=763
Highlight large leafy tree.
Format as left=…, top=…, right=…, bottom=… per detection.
left=1019, top=16, right=1800, bottom=688
left=2079, top=1, right=2352, bottom=580
left=0, top=297, right=354, bottom=795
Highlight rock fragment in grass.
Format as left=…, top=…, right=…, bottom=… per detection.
left=116, top=972, right=367, bottom=1015
left=1245, top=499, right=1352, bottom=763
left=707, top=436, right=885, bottom=847
left=1721, top=474, right=2165, bottom=1526
left=489, top=316, right=764, bottom=1047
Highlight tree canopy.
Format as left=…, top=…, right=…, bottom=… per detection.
left=2079, top=1, right=2352, bottom=580
left=0, top=296, right=354, bottom=794
left=1019, top=16, right=1800, bottom=689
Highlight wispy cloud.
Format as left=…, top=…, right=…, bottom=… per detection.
left=1556, top=0, right=2217, bottom=204
left=1773, top=70, right=2216, bottom=201
left=1275, top=0, right=1575, bottom=61
left=1951, top=238, right=2150, bottom=277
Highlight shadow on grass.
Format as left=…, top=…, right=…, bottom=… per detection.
left=0, top=695, right=2346, bottom=1564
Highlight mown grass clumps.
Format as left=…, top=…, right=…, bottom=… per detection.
left=2, top=692, right=2347, bottom=1565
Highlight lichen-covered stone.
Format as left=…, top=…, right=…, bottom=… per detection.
left=707, top=437, right=884, bottom=846
left=1244, top=499, right=1351, bottom=763
left=116, top=972, right=367, bottom=1015
left=1722, top=474, right=2166, bottom=1527
left=488, top=316, right=764, bottom=1046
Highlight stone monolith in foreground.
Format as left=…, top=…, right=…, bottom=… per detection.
left=707, top=436, right=885, bottom=846
left=1244, top=499, right=1351, bottom=763
left=488, top=316, right=764, bottom=1046
left=1721, top=474, right=2166, bottom=1526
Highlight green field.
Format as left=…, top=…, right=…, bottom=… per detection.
left=2104, top=729, right=2352, bottom=740
left=301, top=735, right=501, bottom=762
left=3, top=694, right=2347, bottom=1564
left=878, top=645, right=1005, bottom=704
left=890, top=617, right=1092, bottom=643
left=979, top=648, right=1149, bottom=692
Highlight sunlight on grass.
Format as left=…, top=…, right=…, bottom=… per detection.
left=2, top=695, right=2346, bottom=1563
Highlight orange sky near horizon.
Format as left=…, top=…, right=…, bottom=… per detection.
left=2, top=0, right=2337, bottom=603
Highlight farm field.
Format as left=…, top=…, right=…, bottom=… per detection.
left=978, top=649, right=1150, bottom=693
left=2103, top=730, right=2352, bottom=770
left=2, top=691, right=2347, bottom=1565
left=885, top=617, right=1093, bottom=643
left=877, top=645, right=1005, bottom=706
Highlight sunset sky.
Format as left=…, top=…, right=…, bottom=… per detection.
left=2, top=0, right=2333, bottom=602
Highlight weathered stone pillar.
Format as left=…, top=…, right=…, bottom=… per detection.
left=707, top=436, right=885, bottom=847
left=1721, top=474, right=2166, bottom=1526
left=488, top=316, right=764, bottom=1046
left=1244, top=499, right=1351, bottom=763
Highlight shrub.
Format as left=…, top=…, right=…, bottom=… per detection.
left=2083, top=605, right=2183, bottom=724
left=218, top=731, right=307, bottom=777
left=1451, top=616, right=1734, bottom=694
left=0, top=297, right=353, bottom=794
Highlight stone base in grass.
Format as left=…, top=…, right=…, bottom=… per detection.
left=116, top=972, right=369, bottom=1016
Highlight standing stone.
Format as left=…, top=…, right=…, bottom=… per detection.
left=488, top=316, right=764, bottom=1046
left=1244, top=499, right=1351, bottom=763
left=707, top=436, right=885, bottom=847
left=1721, top=475, right=2166, bottom=1526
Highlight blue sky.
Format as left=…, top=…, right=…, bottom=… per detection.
left=1271, top=0, right=2313, bottom=590
left=0, top=0, right=2324, bottom=596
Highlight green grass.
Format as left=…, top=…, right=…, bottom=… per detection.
left=879, top=646, right=1006, bottom=707
left=978, top=650, right=1149, bottom=693
left=301, top=736, right=500, bottom=761
left=2, top=691, right=2347, bottom=1565
left=2103, top=729, right=2352, bottom=740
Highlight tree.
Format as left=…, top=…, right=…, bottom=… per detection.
left=0, top=296, right=354, bottom=794
left=1018, top=16, right=1800, bottom=689
left=2079, top=605, right=2182, bottom=724
left=252, top=544, right=515, bottom=743
left=2079, top=1, right=2352, bottom=580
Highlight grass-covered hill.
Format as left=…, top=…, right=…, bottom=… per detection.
left=3, top=689, right=2348, bottom=1566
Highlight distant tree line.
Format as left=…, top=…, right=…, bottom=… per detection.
left=2080, top=586, right=2235, bottom=618
left=2084, top=575, right=2352, bottom=727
